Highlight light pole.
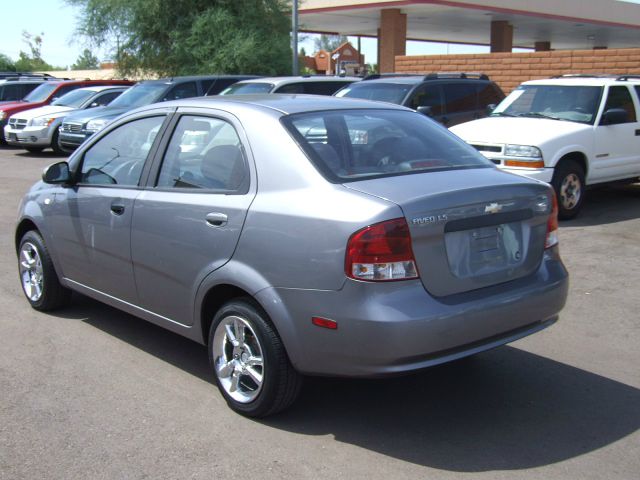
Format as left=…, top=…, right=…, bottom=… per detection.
left=292, top=0, right=299, bottom=75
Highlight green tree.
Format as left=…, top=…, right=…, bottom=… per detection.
left=67, top=0, right=292, bottom=76
left=0, top=54, right=16, bottom=71
left=72, top=49, right=100, bottom=70
left=14, top=31, right=54, bottom=71
left=313, top=34, right=348, bottom=53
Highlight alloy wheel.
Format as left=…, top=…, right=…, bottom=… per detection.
left=212, top=315, right=265, bottom=403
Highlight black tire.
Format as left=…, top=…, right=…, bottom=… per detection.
left=208, top=298, right=302, bottom=417
left=51, top=130, right=65, bottom=155
left=25, top=147, right=44, bottom=154
left=18, top=230, right=71, bottom=311
left=551, top=159, right=586, bottom=220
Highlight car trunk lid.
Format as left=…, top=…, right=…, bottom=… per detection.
left=344, top=168, right=553, bottom=297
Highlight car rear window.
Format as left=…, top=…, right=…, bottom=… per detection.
left=282, top=109, right=492, bottom=182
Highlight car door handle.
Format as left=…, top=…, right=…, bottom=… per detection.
left=205, top=212, right=228, bottom=227
left=110, top=202, right=125, bottom=215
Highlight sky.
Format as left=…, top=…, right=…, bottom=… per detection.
left=0, top=0, right=524, bottom=70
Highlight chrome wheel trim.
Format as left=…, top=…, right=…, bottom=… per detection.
left=19, top=242, right=44, bottom=302
left=560, top=173, right=582, bottom=210
left=212, top=315, right=264, bottom=404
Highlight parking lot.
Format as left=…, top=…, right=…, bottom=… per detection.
left=0, top=146, right=638, bottom=480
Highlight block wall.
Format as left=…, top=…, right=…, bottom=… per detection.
left=395, top=48, right=640, bottom=93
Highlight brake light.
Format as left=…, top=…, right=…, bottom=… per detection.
left=545, top=192, right=559, bottom=249
left=345, top=218, right=419, bottom=281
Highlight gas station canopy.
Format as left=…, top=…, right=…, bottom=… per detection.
left=299, top=0, right=640, bottom=50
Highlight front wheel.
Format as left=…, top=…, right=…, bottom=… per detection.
left=51, top=130, right=65, bottom=155
left=552, top=160, right=586, bottom=220
left=18, top=231, right=71, bottom=311
left=209, top=298, right=302, bottom=417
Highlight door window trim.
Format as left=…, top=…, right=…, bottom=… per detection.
left=149, top=112, right=251, bottom=195
left=71, top=113, right=171, bottom=189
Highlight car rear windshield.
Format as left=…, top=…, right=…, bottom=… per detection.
left=492, top=84, right=604, bottom=124
left=51, top=89, right=95, bottom=108
left=334, top=83, right=412, bottom=105
left=23, top=83, right=59, bottom=103
left=283, top=109, right=492, bottom=182
left=219, top=82, right=275, bottom=95
left=108, top=83, right=168, bottom=108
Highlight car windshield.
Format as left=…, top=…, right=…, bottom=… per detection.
left=334, top=83, right=412, bottom=105
left=219, top=82, right=275, bottom=95
left=108, top=83, right=167, bottom=108
left=283, top=109, right=492, bottom=182
left=23, top=83, right=58, bottom=103
left=492, top=84, right=603, bottom=124
left=51, top=89, right=95, bottom=108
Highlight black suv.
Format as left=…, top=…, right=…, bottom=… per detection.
left=334, top=73, right=504, bottom=127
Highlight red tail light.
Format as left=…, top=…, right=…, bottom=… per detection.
left=345, top=218, right=419, bottom=281
left=545, top=191, right=559, bottom=249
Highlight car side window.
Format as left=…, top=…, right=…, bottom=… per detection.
left=442, top=83, right=478, bottom=113
left=52, top=85, right=80, bottom=101
left=156, top=115, right=248, bottom=192
left=409, top=84, right=444, bottom=115
left=477, top=83, right=503, bottom=106
left=4, top=84, right=22, bottom=101
left=93, top=91, right=121, bottom=107
left=275, top=83, right=305, bottom=94
left=603, top=86, right=636, bottom=122
left=303, top=82, right=351, bottom=96
left=163, top=82, right=198, bottom=101
left=79, top=116, right=165, bottom=186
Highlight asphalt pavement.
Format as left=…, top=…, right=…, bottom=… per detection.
left=1, top=146, right=638, bottom=480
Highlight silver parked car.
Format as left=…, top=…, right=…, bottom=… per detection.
left=15, top=95, right=568, bottom=417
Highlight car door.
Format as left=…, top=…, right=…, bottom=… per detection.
left=47, top=113, right=168, bottom=303
left=593, top=85, right=640, bottom=181
left=130, top=108, right=256, bottom=326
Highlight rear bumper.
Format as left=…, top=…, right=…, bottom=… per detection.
left=259, top=248, right=568, bottom=377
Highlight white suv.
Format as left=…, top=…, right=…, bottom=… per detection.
left=451, top=75, right=640, bottom=219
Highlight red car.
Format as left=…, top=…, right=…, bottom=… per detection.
left=0, top=79, right=133, bottom=144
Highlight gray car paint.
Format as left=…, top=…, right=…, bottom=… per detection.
left=16, top=95, right=568, bottom=377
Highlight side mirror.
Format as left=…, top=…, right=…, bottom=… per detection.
left=486, top=103, right=497, bottom=114
left=42, top=161, right=72, bottom=185
left=89, top=102, right=99, bottom=108
left=600, top=108, right=629, bottom=125
left=416, top=105, right=434, bottom=117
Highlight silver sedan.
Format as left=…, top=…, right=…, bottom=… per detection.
left=15, top=95, right=568, bottom=417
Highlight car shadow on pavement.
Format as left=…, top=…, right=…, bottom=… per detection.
left=564, top=183, right=640, bottom=226
left=52, top=294, right=640, bottom=473
left=13, top=150, right=69, bottom=159
left=269, top=350, right=640, bottom=472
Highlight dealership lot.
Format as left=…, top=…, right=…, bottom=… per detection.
left=0, top=147, right=638, bottom=479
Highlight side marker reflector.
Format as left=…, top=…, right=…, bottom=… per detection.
left=312, top=317, right=338, bottom=330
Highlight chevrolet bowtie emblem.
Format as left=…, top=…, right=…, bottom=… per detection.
left=484, top=202, right=503, bottom=214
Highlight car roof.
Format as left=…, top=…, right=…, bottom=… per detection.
left=142, top=94, right=411, bottom=116
left=73, top=85, right=129, bottom=93
left=138, top=75, right=259, bottom=86
left=522, top=75, right=640, bottom=87
left=233, top=76, right=360, bottom=87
